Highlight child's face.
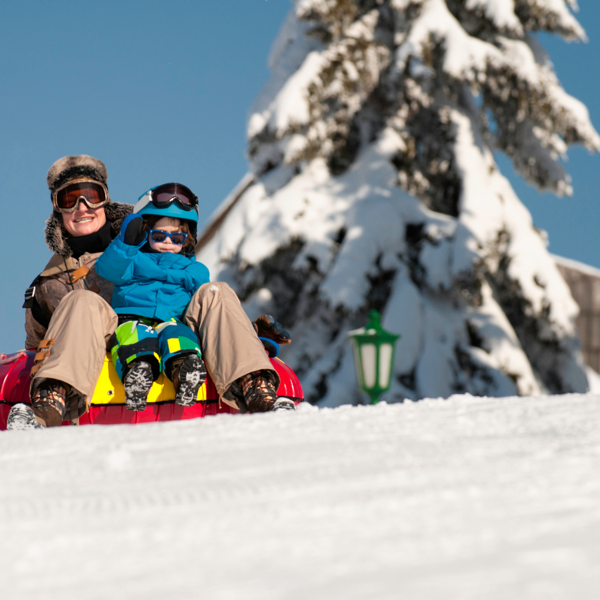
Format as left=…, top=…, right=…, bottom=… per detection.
left=148, top=217, right=185, bottom=254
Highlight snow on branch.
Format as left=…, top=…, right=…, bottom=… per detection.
left=391, top=0, right=599, bottom=191
left=464, top=0, right=524, bottom=35
left=514, top=0, right=586, bottom=41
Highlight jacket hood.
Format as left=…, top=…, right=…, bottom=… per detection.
left=45, top=202, right=133, bottom=258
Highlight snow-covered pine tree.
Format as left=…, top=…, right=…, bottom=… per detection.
left=198, top=0, right=600, bottom=406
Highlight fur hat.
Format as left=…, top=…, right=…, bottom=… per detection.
left=47, top=155, right=108, bottom=193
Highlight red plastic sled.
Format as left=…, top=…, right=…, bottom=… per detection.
left=0, top=350, right=303, bottom=430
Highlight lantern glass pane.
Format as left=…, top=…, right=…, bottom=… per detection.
left=379, top=343, right=393, bottom=389
left=352, top=345, right=363, bottom=388
left=360, top=344, right=377, bottom=389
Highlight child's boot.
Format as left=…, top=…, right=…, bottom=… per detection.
left=172, top=354, right=207, bottom=407
left=123, top=360, right=154, bottom=411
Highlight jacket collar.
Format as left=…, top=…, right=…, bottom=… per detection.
left=39, top=253, right=98, bottom=277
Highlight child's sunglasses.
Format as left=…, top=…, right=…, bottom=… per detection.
left=148, top=229, right=189, bottom=245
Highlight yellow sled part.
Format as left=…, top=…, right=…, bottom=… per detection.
left=90, top=355, right=207, bottom=406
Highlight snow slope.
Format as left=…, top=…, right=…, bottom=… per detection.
left=2, top=395, right=600, bottom=599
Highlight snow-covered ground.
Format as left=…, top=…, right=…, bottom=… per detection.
left=2, top=394, right=600, bottom=599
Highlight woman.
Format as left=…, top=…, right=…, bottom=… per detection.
left=9, top=155, right=293, bottom=430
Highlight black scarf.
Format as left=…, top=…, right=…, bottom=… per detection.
left=66, top=220, right=113, bottom=259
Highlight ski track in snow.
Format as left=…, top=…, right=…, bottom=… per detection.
left=1, top=394, right=600, bottom=599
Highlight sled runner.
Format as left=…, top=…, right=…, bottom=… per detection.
left=0, top=350, right=303, bottom=430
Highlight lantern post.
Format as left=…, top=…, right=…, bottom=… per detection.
left=348, top=310, right=400, bottom=405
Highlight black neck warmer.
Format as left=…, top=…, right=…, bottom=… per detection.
left=66, top=220, right=113, bottom=259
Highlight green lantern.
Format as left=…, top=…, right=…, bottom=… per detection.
left=348, top=310, right=400, bottom=405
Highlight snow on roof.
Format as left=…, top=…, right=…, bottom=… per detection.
left=553, top=253, right=600, bottom=279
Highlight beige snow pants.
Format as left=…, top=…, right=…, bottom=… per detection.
left=31, top=283, right=277, bottom=419
left=184, top=282, right=275, bottom=397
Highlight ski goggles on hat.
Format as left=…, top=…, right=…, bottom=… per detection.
left=148, top=229, right=189, bottom=245
left=52, top=179, right=109, bottom=214
left=146, top=183, right=198, bottom=212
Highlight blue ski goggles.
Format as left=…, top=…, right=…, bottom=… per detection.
left=148, top=229, right=189, bottom=245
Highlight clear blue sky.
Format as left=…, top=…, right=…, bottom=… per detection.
left=0, top=1, right=598, bottom=353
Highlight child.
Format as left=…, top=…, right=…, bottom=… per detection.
left=96, top=183, right=210, bottom=411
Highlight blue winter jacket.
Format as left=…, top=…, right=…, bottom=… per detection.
left=95, top=236, right=210, bottom=322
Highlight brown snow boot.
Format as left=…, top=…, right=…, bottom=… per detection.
left=239, top=370, right=278, bottom=412
left=30, top=379, right=68, bottom=427
left=238, top=370, right=294, bottom=412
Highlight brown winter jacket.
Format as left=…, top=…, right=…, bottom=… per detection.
left=25, top=202, right=133, bottom=348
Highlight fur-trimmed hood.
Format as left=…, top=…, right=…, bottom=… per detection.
left=45, top=202, right=133, bottom=257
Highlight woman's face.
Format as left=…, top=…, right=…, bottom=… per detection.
left=62, top=205, right=107, bottom=237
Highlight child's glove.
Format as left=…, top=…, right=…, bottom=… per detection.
left=120, top=214, right=146, bottom=246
